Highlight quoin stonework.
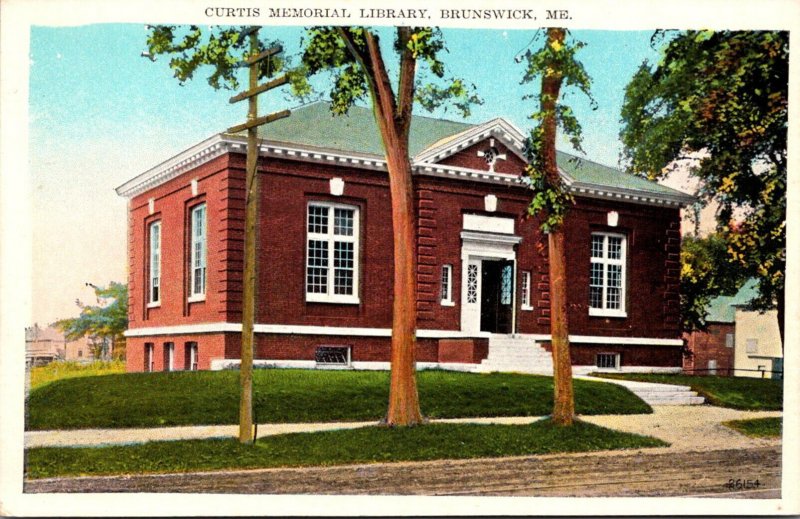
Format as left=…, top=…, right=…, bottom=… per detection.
left=116, top=102, right=694, bottom=374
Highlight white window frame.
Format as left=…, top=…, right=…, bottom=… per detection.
left=521, top=271, right=533, bottom=311
left=589, top=232, right=628, bottom=318
left=148, top=221, right=161, bottom=307
left=145, top=343, right=154, bottom=372
left=164, top=342, right=174, bottom=372
left=441, top=264, right=454, bottom=306
left=305, top=202, right=360, bottom=304
left=188, top=204, right=207, bottom=302
left=187, top=342, right=198, bottom=371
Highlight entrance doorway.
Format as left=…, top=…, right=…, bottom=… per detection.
left=480, top=260, right=514, bottom=333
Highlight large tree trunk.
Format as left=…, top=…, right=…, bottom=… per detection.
left=777, top=285, right=784, bottom=355
left=541, top=28, right=574, bottom=426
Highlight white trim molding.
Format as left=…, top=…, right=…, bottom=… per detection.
left=124, top=323, right=683, bottom=347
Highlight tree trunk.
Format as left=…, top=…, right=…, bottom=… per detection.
left=542, top=28, right=574, bottom=426
left=777, top=285, right=784, bottom=355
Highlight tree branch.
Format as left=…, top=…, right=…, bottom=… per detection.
left=396, top=27, right=417, bottom=138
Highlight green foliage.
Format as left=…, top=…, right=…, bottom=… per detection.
left=722, top=417, right=781, bottom=438
left=521, top=29, right=594, bottom=232
left=593, top=373, right=783, bottom=411
left=29, top=360, right=126, bottom=390
left=620, top=30, right=787, bottom=315
left=25, top=420, right=667, bottom=479
left=680, top=233, right=748, bottom=331
left=27, top=369, right=651, bottom=430
left=54, top=283, right=128, bottom=360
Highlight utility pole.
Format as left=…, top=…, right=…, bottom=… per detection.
left=228, top=26, right=290, bottom=444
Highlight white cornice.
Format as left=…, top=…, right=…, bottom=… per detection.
left=413, top=117, right=528, bottom=164
left=115, top=132, right=694, bottom=207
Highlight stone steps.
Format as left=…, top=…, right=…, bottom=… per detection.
left=579, top=376, right=706, bottom=406
left=477, top=334, right=553, bottom=374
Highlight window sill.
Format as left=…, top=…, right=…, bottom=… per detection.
left=147, top=301, right=161, bottom=309
left=589, top=308, right=627, bottom=318
left=187, top=294, right=206, bottom=304
left=441, top=300, right=455, bottom=307
left=306, top=294, right=360, bottom=305
left=521, top=305, right=533, bottom=311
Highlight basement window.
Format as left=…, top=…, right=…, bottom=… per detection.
left=595, top=352, right=620, bottom=370
left=315, top=346, right=351, bottom=366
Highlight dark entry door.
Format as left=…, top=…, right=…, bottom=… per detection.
left=480, top=260, right=514, bottom=333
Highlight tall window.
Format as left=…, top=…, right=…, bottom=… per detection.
left=306, top=203, right=359, bottom=303
left=148, top=221, right=161, bottom=305
left=185, top=342, right=198, bottom=371
left=521, top=271, right=532, bottom=310
left=441, top=265, right=453, bottom=305
left=190, top=204, right=206, bottom=300
left=145, top=343, right=154, bottom=372
left=589, top=233, right=627, bottom=317
left=163, top=342, right=174, bottom=372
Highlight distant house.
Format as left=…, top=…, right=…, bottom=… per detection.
left=24, top=324, right=93, bottom=366
left=684, top=279, right=783, bottom=379
left=116, top=102, right=695, bottom=374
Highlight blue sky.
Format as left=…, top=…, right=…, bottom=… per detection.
left=29, top=24, right=661, bottom=324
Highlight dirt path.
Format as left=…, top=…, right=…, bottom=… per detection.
left=25, top=446, right=781, bottom=497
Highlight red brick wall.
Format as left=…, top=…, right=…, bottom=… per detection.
left=540, top=341, right=683, bottom=367
left=126, top=334, right=226, bottom=372
left=684, top=323, right=735, bottom=375
left=438, top=139, right=528, bottom=175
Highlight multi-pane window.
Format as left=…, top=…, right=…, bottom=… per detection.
left=521, top=271, right=532, bottom=309
left=306, top=203, right=359, bottom=303
left=190, top=204, right=207, bottom=299
left=441, top=265, right=453, bottom=305
left=589, top=233, right=627, bottom=316
left=467, top=264, right=478, bottom=304
left=148, top=221, right=161, bottom=305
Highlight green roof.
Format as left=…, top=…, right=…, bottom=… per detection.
left=705, top=278, right=759, bottom=323
left=238, top=101, right=689, bottom=200
left=556, top=151, right=686, bottom=198
left=247, top=101, right=473, bottom=157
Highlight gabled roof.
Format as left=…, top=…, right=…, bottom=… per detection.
left=117, top=101, right=695, bottom=206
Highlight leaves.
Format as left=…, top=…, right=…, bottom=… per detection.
left=620, top=30, right=787, bottom=313
left=55, top=283, right=128, bottom=358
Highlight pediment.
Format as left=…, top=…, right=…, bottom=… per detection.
left=413, top=118, right=529, bottom=175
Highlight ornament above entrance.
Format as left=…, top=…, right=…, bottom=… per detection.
left=477, top=138, right=507, bottom=172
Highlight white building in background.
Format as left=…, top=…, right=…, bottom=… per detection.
left=731, top=280, right=783, bottom=379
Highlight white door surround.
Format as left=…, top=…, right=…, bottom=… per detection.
left=460, top=226, right=521, bottom=335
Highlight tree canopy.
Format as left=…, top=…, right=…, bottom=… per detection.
left=55, top=282, right=128, bottom=360
left=620, top=30, right=787, bottom=341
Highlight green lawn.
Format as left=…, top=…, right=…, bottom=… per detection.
left=723, top=417, right=782, bottom=438
left=27, top=369, right=651, bottom=430
left=29, top=360, right=126, bottom=390
left=25, top=419, right=667, bottom=479
left=592, top=373, right=782, bottom=410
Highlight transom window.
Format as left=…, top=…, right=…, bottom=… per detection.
left=148, top=221, right=161, bottom=305
left=306, top=203, right=360, bottom=303
left=589, top=233, right=627, bottom=317
left=189, top=204, right=207, bottom=300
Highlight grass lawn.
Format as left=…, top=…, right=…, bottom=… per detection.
left=722, top=417, right=782, bottom=438
left=29, top=361, right=125, bottom=390
left=27, top=369, right=651, bottom=430
left=592, top=373, right=782, bottom=411
left=25, top=419, right=667, bottom=479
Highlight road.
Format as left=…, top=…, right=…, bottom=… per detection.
left=25, top=446, right=781, bottom=497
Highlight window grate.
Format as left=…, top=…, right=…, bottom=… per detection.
left=315, top=346, right=351, bottom=366
left=596, top=352, right=620, bottom=370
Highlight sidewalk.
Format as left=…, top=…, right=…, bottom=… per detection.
left=25, top=407, right=781, bottom=452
